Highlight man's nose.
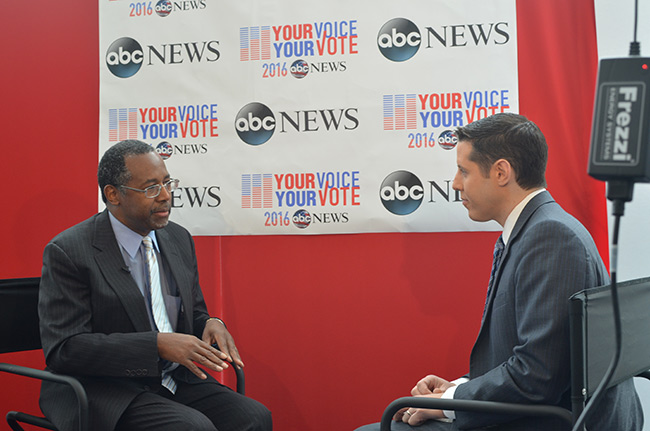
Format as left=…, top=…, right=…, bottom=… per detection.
left=452, top=171, right=462, bottom=191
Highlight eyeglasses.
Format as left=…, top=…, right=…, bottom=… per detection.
left=120, top=178, right=180, bottom=198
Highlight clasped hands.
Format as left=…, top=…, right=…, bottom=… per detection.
left=393, top=375, right=456, bottom=426
left=157, top=318, right=244, bottom=380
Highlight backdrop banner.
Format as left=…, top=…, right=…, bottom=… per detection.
left=99, top=0, right=517, bottom=235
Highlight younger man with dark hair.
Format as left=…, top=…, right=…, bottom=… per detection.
left=356, top=113, right=642, bottom=431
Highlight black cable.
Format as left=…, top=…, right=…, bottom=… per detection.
left=629, top=0, right=640, bottom=55
left=633, top=0, right=638, bottom=43
left=570, top=205, right=624, bottom=431
left=573, top=1, right=641, bottom=427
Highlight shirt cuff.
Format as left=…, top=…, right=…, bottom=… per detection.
left=441, top=377, right=469, bottom=420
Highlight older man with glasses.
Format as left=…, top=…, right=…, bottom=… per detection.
left=38, top=139, right=272, bottom=431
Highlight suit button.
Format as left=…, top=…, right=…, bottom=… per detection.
left=144, top=385, right=151, bottom=391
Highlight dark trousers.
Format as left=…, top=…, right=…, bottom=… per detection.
left=115, top=377, right=272, bottom=431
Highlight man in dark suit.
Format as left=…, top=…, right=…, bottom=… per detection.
left=356, top=113, right=642, bottom=430
left=38, top=140, right=272, bottom=431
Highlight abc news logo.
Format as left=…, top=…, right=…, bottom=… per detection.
left=106, top=37, right=220, bottom=78
left=106, top=38, right=144, bottom=78
left=235, top=102, right=359, bottom=145
left=291, top=209, right=349, bottom=229
left=155, top=0, right=172, bottom=17
left=155, top=141, right=208, bottom=159
left=154, top=0, right=207, bottom=17
left=377, top=17, right=511, bottom=62
left=292, top=209, right=311, bottom=228
left=289, top=59, right=347, bottom=79
left=235, top=103, right=275, bottom=145
left=380, top=170, right=424, bottom=215
left=380, top=170, right=461, bottom=215
left=291, top=59, right=309, bottom=79
left=377, top=18, right=421, bottom=62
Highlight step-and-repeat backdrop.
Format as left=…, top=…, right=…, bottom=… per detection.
left=99, top=0, right=517, bottom=235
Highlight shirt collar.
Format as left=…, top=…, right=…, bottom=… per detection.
left=501, top=188, right=546, bottom=245
left=108, top=211, right=159, bottom=258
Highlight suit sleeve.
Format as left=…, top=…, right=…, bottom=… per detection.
left=39, top=240, right=160, bottom=377
left=453, top=219, right=605, bottom=429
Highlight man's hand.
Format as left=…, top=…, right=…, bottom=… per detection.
left=412, top=375, right=455, bottom=396
left=393, top=375, right=455, bottom=426
left=202, top=318, right=244, bottom=368
left=157, top=332, right=230, bottom=379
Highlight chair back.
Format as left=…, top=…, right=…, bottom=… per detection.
left=569, top=276, right=650, bottom=419
left=0, top=277, right=42, bottom=354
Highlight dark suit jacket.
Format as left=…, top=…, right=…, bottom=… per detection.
left=38, top=210, right=213, bottom=431
left=453, top=192, right=642, bottom=431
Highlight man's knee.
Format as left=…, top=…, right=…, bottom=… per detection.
left=243, top=400, right=273, bottom=431
left=182, top=412, right=218, bottom=431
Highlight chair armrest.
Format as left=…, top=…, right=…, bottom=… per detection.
left=211, top=343, right=245, bottom=395
left=0, top=363, right=89, bottom=431
left=380, top=396, right=572, bottom=431
left=234, top=365, right=245, bottom=395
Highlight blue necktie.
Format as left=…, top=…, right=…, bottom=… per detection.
left=142, top=236, right=177, bottom=393
left=483, top=235, right=505, bottom=318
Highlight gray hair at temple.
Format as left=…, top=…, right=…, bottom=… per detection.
left=97, top=140, right=154, bottom=203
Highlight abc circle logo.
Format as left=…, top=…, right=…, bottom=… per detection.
left=155, top=0, right=172, bottom=17
left=155, top=141, right=173, bottom=160
left=292, top=209, right=312, bottom=229
left=377, top=18, right=421, bottom=62
left=290, top=59, right=309, bottom=79
left=380, top=170, right=424, bottom=215
left=235, top=102, right=276, bottom=146
left=106, top=37, right=144, bottom=78
left=438, top=130, right=458, bottom=150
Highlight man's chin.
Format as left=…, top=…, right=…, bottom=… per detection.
left=467, top=212, right=489, bottom=223
left=151, top=214, right=170, bottom=230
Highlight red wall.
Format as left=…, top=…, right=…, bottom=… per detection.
left=0, top=1, right=604, bottom=430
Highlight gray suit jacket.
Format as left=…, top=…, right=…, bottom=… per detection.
left=38, top=210, right=212, bottom=431
left=454, top=192, right=642, bottom=430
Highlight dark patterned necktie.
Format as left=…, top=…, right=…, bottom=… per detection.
left=483, top=235, right=505, bottom=317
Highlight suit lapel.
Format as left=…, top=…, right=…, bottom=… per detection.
left=476, top=192, right=555, bottom=335
left=92, top=211, right=153, bottom=332
left=156, top=228, right=193, bottom=333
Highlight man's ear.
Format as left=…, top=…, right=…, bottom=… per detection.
left=493, top=159, right=514, bottom=186
left=104, top=185, right=121, bottom=206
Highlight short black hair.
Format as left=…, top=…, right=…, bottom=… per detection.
left=455, top=113, right=547, bottom=189
left=97, top=140, right=154, bottom=203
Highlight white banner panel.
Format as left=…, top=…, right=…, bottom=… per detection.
left=99, top=0, right=517, bottom=235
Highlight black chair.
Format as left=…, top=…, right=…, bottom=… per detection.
left=0, top=277, right=245, bottom=431
left=380, top=277, right=650, bottom=431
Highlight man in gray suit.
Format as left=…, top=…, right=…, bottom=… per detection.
left=356, top=113, right=642, bottom=430
left=38, top=140, right=272, bottom=431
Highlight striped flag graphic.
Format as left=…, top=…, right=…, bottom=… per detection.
left=109, top=108, right=138, bottom=142
left=242, top=174, right=273, bottom=208
left=382, top=95, right=417, bottom=131
left=240, top=26, right=271, bottom=61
